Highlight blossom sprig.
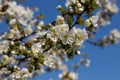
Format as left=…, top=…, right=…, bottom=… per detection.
left=97, top=0, right=118, bottom=27
left=89, top=29, right=120, bottom=47
left=0, top=0, right=119, bottom=80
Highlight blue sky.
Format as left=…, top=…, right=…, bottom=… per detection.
left=0, top=0, right=120, bottom=80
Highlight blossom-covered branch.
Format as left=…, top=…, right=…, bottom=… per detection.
left=0, top=0, right=119, bottom=80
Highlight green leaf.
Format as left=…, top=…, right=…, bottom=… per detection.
left=67, top=16, right=74, bottom=26
left=77, top=17, right=84, bottom=25
left=37, top=14, right=44, bottom=19
left=61, top=8, right=67, bottom=15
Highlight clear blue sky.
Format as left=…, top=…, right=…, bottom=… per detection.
left=1, top=0, right=120, bottom=80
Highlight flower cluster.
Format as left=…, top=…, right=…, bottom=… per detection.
left=84, top=15, right=99, bottom=32
left=97, top=0, right=119, bottom=27
left=6, top=1, right=33, bottom=26
left=66, top=0, right=84, bottom=13
left=59, top=71, right=78, bottom=80
left=48, top=18, right=88, bottom=45
left=92, top=29, right=120, bottom=47
left=9, top=68, right=32, bottom=80
left=104, top=29, right=120, bottom=45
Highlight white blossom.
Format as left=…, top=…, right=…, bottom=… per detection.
left=110, top=29, right=120, bottom=43
left=31, top=42, right=44, bottom=53
left=73, top=28, right=88, bottom=45
left=6, top=1, right=33, bottom=26
left=56, top=5, right=62, bottom=9
left=90, top=16, right=99, bottom=27
left=9, top=68, right=32, bottom=80
left=84, top=59, right=91, bottom=67
left=1, top=55, right=15, bottom=65
left=81, top=0, right=85, bottom=3
left=105, top=2, right=119, bottom=13
left=111, top=29, right=120, bottom=39
left=77, top=50, right=81, bottom=55
left=56, top=24, right=74, bottom=44
left=36, top=21, right=44, bottom=30
left=8, top=27, right=21, bottom=39
left=84, top=15, right=98, bottom=27
left=59, top=71, right=78, bottom=80
left=44, top=55, right=57, bottom=68
left=9, top=19, right=16, bottom=25
left=84, top=19, right=91, bottom=27
left=0, top=40, right=9, bottom=54
left=68, top=72, right=78, bottom=80
left=65, top=0, right=84, bottom=13
left=24, top=26, right=33, bottom=36
left=56, top=15, right=65, bottom=25
left=1, top=55, right=9, bottom=65
left=47, top=26, right=59, bottom=42
left=65, top=0, right=76, bottom=7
